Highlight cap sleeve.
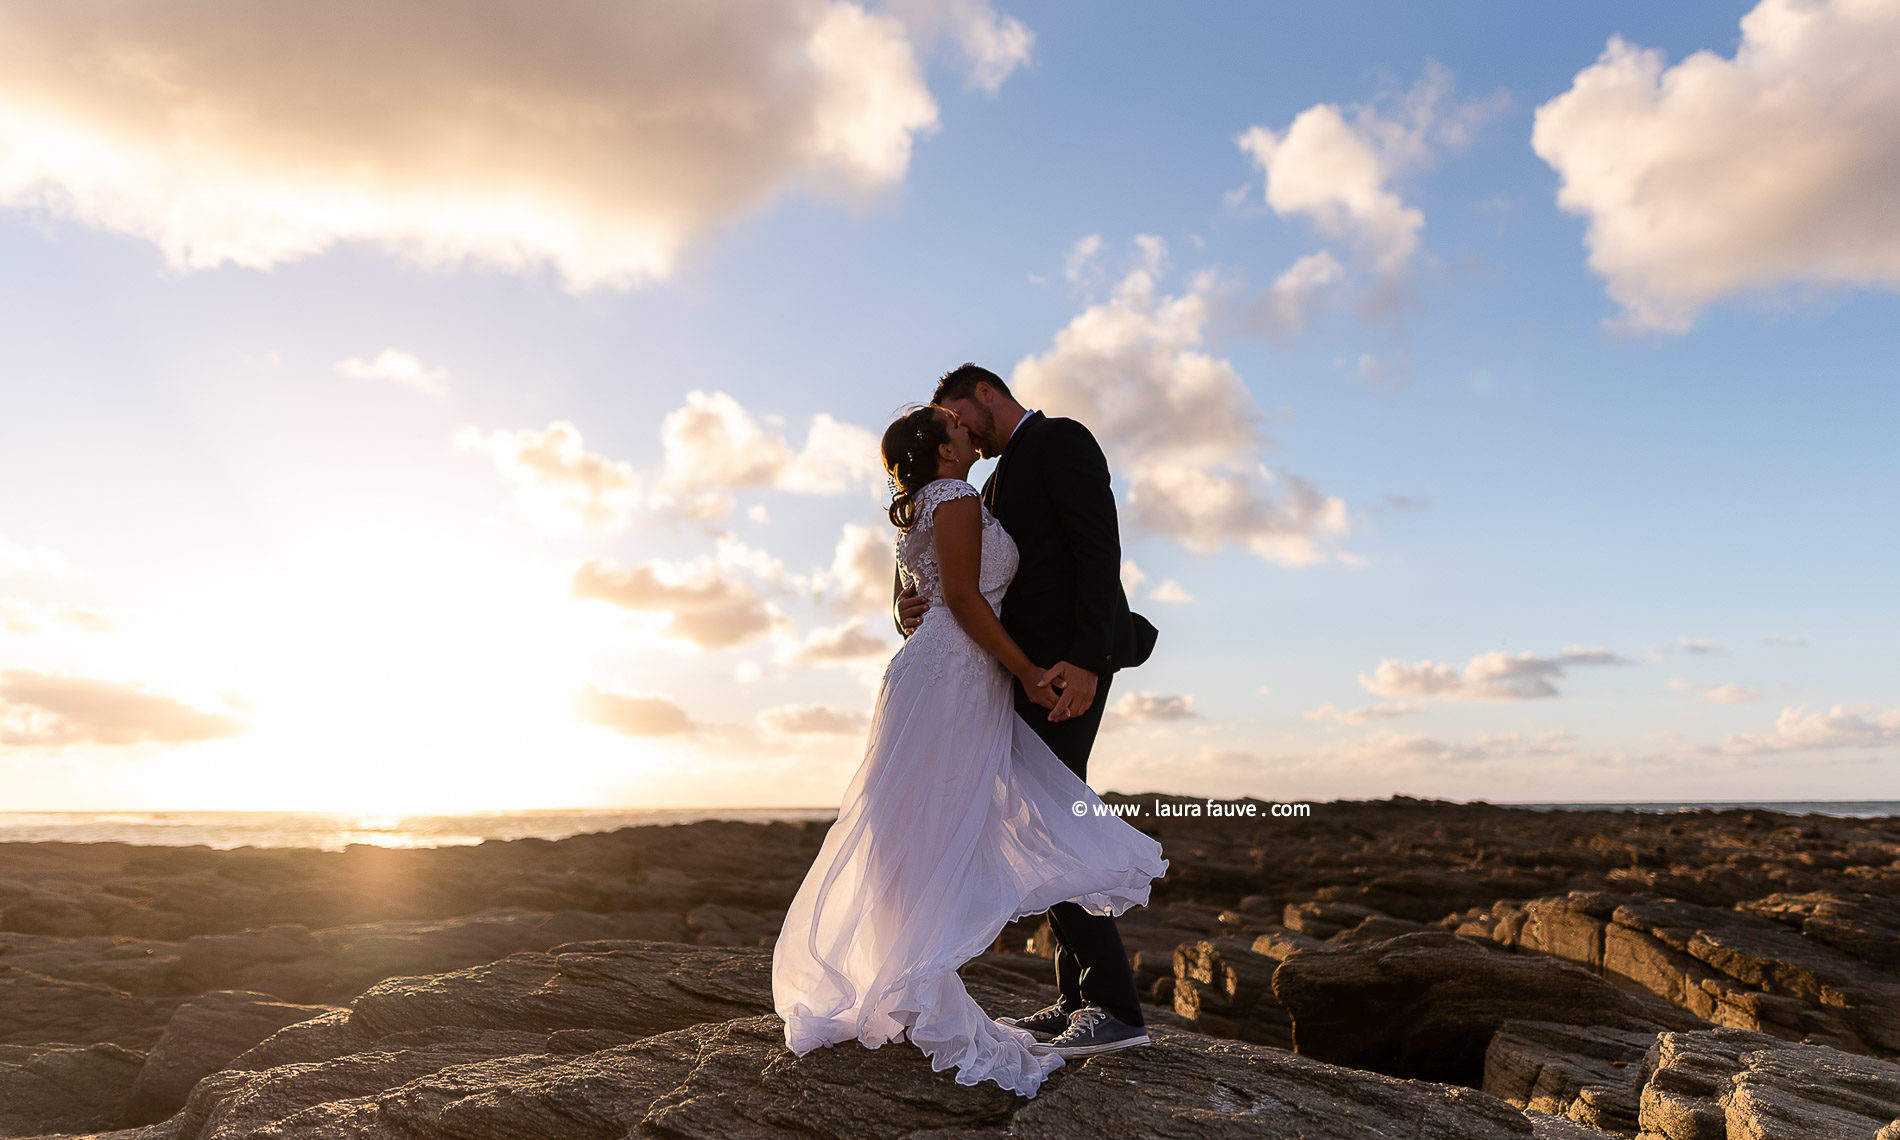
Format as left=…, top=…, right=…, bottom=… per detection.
left=915, top=478, right=979, bottom=528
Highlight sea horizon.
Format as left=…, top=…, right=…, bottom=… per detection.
left=1, top=798, right=1894, bottom=851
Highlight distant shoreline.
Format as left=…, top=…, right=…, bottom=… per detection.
left=0, top=796, right=1894, bottom=851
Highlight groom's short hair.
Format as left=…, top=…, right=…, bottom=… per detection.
left=933, top=363, right=1013, bottom=406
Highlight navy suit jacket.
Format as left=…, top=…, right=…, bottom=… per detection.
left=981, top=412, right=1154, bottom=676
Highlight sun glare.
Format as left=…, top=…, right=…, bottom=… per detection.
left=132, top=525, right=662, bottom=812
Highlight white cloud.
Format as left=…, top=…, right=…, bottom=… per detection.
left=1305, top=700, right=1427, bottom=726
left=1532, top=0, right=1900, bottom=331
left=0, top=534, right=67, bottom=576
left=1011, top=249, right=1351, bottom=566
left=1667, top=678, right=1704, bottom=693
left=1251, top=251, right=1344, bottom=337
left=1119, top=559, right=1147, bottom=597
left=571, top=557, right=787, bottom=650
left=1765, top=634, right=1808, bottom=647
left=759, top=703, right=869, bottom=735
left=0, top=1, right=945, bottom=289
left=1065, top=233, right=1105, bottom=287
left=455, top=421, right=641, bottom=533
left=886, top=0, right=1034, bottom=95
left=0, top=670, right=243, bottom=748
left=336, top=349, right=450, bottom=399
left=1105, top=692, right=1199, bottom=725
left=1705, top=683, right=1765, bottom=704
left=1722, top=704, right=1900, bottom=754
left=783, top=620, right=892, bottom=667
left=1148, top=579, right=1193, bottom=604
left=1360, top=646, right=1630, bottom=701
left=578, top=687, right=696, bottom=737
left=1679, top=637, right=1724, bottom=655
left=1237, top=63, right=1502, bottom=285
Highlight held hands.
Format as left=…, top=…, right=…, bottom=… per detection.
left=1036, top=661, right=1098, bottom=723
left=896, top=586, right=930, bottom=635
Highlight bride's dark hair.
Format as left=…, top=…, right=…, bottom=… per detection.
left=882, top=405, right=952, bottom=529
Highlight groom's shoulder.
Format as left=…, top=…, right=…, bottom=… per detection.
left=1037, top=415, right=1105, bottom=456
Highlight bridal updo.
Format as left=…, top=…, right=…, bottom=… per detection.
left=882, top=405, right=952, bottom=530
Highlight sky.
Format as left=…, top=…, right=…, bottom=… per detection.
left=1, top=0, right=1896, bottom=812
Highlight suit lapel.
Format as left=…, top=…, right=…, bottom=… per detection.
left=986, top=410, right=1041, bottom=515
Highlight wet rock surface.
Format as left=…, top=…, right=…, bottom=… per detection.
left=4, top=797, right=1900, bottom=1138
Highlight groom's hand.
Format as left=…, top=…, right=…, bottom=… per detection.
left=895, top=586, right=929, bottom=635
left=1036, top=661, right=1098, bottom=723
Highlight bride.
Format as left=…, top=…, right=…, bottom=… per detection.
left=771, top=403, right=1168, bottom=1097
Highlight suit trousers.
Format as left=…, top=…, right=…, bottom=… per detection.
left=1012, top=671, right=1144, bottom=1027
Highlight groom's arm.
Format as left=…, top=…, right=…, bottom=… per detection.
left=1044, top=419, right=1120, bottom=677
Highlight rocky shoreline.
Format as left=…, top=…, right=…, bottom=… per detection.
left=4, top=796, right=1900, bottom=1138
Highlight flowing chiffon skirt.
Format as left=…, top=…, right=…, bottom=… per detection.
left=772, top=616, right=1169, bottom=1097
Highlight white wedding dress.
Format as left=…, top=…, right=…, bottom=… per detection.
left=772, top=477, right=1168, bottom=1097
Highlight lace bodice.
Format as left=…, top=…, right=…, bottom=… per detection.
left=896, top=479, right=1017, bottom=617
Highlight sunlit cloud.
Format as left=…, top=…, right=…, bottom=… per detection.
left=1104, top=692, right=1199, bottom=725
left=572, top=557, right=787, bottom=650
left=0, top=670, right=243, bottom=748
left=1533, top=0, right=1900, bottom=331
left=759, top=703, right=869, bottom=735
left=814, top=523, right=895, bottom=617
left=1722, top=704, right=1900, bottom=754
left=783, top=620, right=892, bottom=667
left=649, top=391, right=882, bottom=519
left=1360, top=646, right=1631, bottom=701
left=1705, top=683, right=1765, bottom=705
left=1148, top=579, right=1193, bottom=604
left=336, top=348, right=450, bottom=399
left=0, top=599, right=121, bottom=636
left=0, top=534, right=66, bottom=576
left=1305, top=700, right=1427, bottom=726
left=0, top=0, right=957, bottom=289
left=455, top=421, right=641, bottom=533
left=1012, top=243, right=1352, bottom=565
left=578, top=686, right=697, bottom=737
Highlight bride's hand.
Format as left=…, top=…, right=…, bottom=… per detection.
left=1016, top=668, right=1060, bottom=709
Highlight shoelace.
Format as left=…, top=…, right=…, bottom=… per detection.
left=1058, top=1008, right=1109, bottom=1040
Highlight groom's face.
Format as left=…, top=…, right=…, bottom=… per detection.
left=939, top=397, right=1001, bottom=457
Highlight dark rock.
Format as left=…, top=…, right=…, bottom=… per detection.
left=119, top=990, right=342, bottom=1125
left=0, top=964, right=179, bottom=1050
left=0, top=1040, right=146, bottom=1135
left=1272, top=931, right=1705, bottom=1085
left=1484, top=1019, right=1656, bottom=1134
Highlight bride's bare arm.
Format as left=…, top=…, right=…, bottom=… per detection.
left=932, top=496, right=1056, bottom=707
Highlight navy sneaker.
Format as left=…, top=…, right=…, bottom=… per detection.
left=1028, top=1005, right=1149, bottom=1057
left=995, top=1002, right=1072, bottom=1042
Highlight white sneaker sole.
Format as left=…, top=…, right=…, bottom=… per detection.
left=1031, top=1033, right=1150, bottom=1058
left=995, top=1018, right=1060, bottom=1043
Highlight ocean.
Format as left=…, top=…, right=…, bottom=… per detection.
left=0, top=800, right=1893, bottom=851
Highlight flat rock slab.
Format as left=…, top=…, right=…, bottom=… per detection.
left=85, top=1014, right=1549, bottom=1140
left=1273, top=931, right=1704, bottom=1085
left=347, top=940, right=774, bottom=1043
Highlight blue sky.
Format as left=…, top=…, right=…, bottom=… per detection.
left=1, top=0, right=1895, bottom=810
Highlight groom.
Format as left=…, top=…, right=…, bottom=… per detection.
left=895, top=362, right=1158, bottom=1058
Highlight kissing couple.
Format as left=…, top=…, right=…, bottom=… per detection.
left=771, top=363, right=1167, bottom=1097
